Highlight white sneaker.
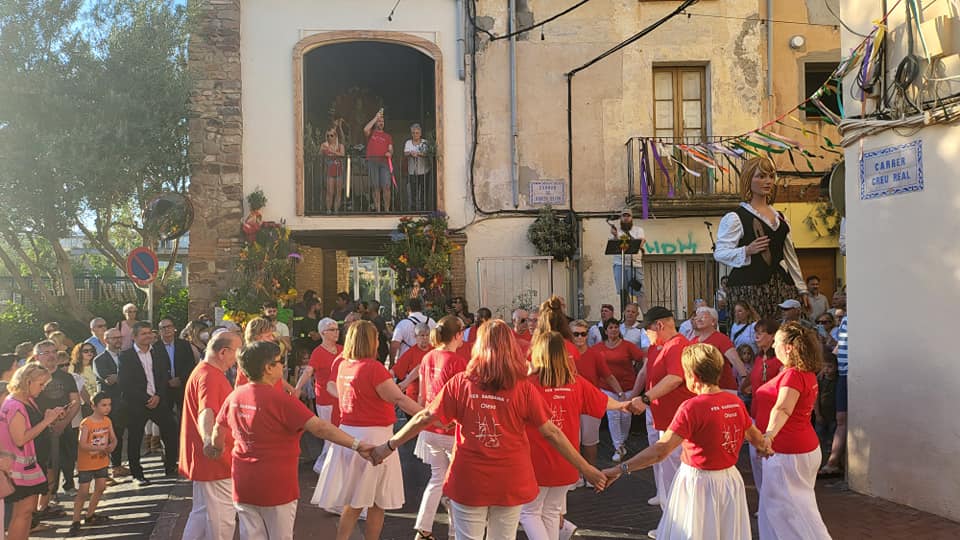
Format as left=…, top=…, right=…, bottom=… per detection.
left=647, top=530, right=658, bottom=539
left=611, top=450, right=622, bottom=462
left=559, top=519, right=577, bottom=540
left=647, top=495, right=660, bottom=506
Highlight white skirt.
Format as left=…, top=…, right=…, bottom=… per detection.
left=311, top=424, right=405, bottom=511
left=414, top=431, right=454, bottom=463
left=655, top=463, right=751, bottom=540
left=758, top=449, right=831, bottom=539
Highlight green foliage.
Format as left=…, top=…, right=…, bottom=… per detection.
left=0, top=302, right=42, bottom=354
left=383, top=213, right=455, bottom=309
left=527, top=205, right=577, bottom=262
left=803, top=202, right=842, bottom=238
left=222, top=223, right=296, bottom=317
left=158, top=286, right=189, bottom=328
left=246, top=189, right=267, bottom=212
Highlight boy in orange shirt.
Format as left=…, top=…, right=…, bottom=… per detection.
left=69, top=392, right=117, bottom=536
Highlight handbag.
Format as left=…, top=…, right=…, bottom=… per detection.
left=0, top=470, right=15, bottom=498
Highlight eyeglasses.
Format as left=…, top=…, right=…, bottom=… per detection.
left=270, top=360, right=284, bottom=367
left=817, top=319, right=832, bottom=324
left=572, top=331, right=588, bottom=337
left=82, top=349, right=95, bottom=354
left=517, top=318, right=527, bottom=324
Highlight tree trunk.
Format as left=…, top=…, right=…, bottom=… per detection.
left=47, top=234, right=94, bottom=324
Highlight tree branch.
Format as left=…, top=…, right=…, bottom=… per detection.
left=74, top=216, right=126, bottom=271
left=0, top=224, right=55, bottom=305
left=0, top=244, right=46, bottom=308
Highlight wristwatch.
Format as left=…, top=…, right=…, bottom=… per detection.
left=351, top=438, right=361, bottom=451
left=640, top=392, right=652, bottom=405
left=619, top=462, right=631, bottom=475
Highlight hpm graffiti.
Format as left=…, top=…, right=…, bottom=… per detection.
left=645, top=232, right=699, bottom=255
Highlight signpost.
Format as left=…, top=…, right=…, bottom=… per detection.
left=126, top=247, right=159, bottom=322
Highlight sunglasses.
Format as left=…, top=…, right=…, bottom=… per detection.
left=572, top=331, right=588, bottom=337
left=82, top=349, right=95, bottom=354
left=518, top=318, right=527, bottom=324
left=817, top=319, right=832, bottom=324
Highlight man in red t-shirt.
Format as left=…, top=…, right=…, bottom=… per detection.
left=691, top=306, right=748, bottom=392
left=180, top=330, right=241, bottom=540
left=628, top=306, right=693, bottom=526
left=364, top=109, right=394, bottom=212
left=511, top=308, right=531, bottom=342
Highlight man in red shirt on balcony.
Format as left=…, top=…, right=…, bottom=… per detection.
left=364, top=109, right=394, bottom=212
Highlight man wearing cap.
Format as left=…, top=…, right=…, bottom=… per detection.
left=778, top=298, right=814, bottom=329
left=609, top=207, right=646, bottom=310
left=588, top=304, right=615, bottom=346
left=627, top=307, right=693, bottom=538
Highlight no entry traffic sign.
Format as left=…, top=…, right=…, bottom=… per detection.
left=126, top=247, right=159, bottom=287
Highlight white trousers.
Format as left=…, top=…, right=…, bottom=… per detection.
left=415, top=432, right=454, bottom=532
left=312, top=404, right=334, bottom=473
left=758, top=449, right=831, bottom=540
left=653, top=430, right=682, bottom=512
left=603, top=390, right=632, bottom=449
left=646, top=409, right=660, bottom=496
left=235, top=500, right=298, bottom=540
left=749, top=444, right=764, bottom=494
left=450, top=500, right=522, bottom=540
left=183, top=479, right=236, bottom=540
left=519, top=485, right=572, bottom=540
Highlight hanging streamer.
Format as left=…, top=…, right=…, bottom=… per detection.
left=640, top=141, right=650, bottom=219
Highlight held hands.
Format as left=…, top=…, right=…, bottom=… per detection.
left=583, top=466, right=608, bottom=492
left=628, top=397, right=647, bottom=415
left=601, top=466, right=623, bottom=488
left=757, top=434, right=775, bottom=458
left=356, top=442, right=377, bottom=463
left=203, top=442, right=222, bottom=460
left=370, top=443, right=393, bottom=465
left=745, top=235, right=770, bottom=256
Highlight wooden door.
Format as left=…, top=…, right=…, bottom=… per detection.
left=796, top=248, right=837, bottom=300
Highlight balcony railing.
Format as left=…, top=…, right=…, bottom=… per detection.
left=305, top=154, right=437, bottom=215
left=626, top=136, right=740, bottom=200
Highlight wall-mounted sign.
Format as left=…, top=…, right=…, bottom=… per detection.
left=860, top=139, right=923, bottom=200
left=529, top=181, right=566, bottom=206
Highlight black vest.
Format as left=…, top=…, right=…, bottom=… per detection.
left=726, top=206, right=790, bottom=287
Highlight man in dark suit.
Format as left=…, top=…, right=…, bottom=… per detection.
left=153, top=318, right=197, bottom=418
left=118, top=321, right=179, bottom=485
left=93, top=328, right=129, bottom=479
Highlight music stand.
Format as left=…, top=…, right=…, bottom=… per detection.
left=605, top=239, right=644, bottom=313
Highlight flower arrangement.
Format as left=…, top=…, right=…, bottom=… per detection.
left=383, top=212, right=456, bottom=314
left=527, top=205, right=577, bottom=262
left=220, top=191, right=298, bottom=324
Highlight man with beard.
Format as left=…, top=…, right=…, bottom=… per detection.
left=609, top=207, right=646, bottom=310
left=262, top=300, right=292, bottom=351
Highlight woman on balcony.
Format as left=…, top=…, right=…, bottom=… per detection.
left=714, top=157, right=808, bottom=320
left=404, top=123, right=431, bottom=211
left=321, top=122, right=345, bottom=213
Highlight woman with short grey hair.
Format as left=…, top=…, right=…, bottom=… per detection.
left=403, top=123, right=432, bottom=210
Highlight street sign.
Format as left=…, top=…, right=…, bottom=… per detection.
left=126, top=247, right=159, bottom=287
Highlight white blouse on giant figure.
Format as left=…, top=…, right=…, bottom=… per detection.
left=714, top=202, right=807, bottom=293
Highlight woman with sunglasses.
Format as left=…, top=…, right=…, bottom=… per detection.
left=320, top=122, right=346, bottom=213
left=570, top=320, right=620, bottom=472
left=70, top=344, right=99, bottom=401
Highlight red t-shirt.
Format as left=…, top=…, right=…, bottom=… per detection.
left=593, top=340, right=644, bottom=392
left=392, top=346, right=430, bottom=401
left=235, top=369, right=283, bottom=392
left=455, top=341, right=472, bottom=360
left=366, top=130, right=392, bottom=158
left=526, top=374, right=608, bottom=486
left=749, top=354, right=782, bottom=417
left=646, top=333, right=695, bottom=431
left=334, top=358, right=395, bottom=427
left=216, top=383, right=315, bottom=505
left=180, top=363, right=234, bottom=481
left=752, top=367, right=820, bottom=454
left=513, top=329, right=532, bottom=343
left=419, top=350, right=468, bottom=435
left=574, top=346, right=613, bottom=388
left=693, top=332, right=738, bottom=390
left=429, top=374, right=549, bottom=507
left=669, top=392, right=752, bottom=470
left=309, top=344, right=342, bottom=407
left=564, top=340, right=581, bottom=364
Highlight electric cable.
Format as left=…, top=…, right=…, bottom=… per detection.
left=823, top=0, right=871, bottom=37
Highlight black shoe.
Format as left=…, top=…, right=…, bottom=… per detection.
left=68, top=522, right=81, bottom=536
left=133, top=476, right=152, bottom=486
left=85, top=513, right=111, bottom=525
left=164, top=469, right=179, bottom=478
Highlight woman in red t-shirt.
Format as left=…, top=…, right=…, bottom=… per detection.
left=391, top=323, right=432, bottom=402
left=236, top=317, right=295, bottom=394
left=520, top=332, right=634, bottom=540
left=755, top=322, right=831, bottom=540
left=740, top=318, right=781, bottom=493
left=532, top=296, right=581, bottom=364
left=592, top=318, right=643, bottom=462
left=603, top=344, right=770, bottom=540
left=570, top=319, right=619, bottom=471
left=292, top=317, right=343, bottom=467
left=370, top=320, right=607, bottom=540
left=210, top=341, right=372, bottom=540
left=311, top=321, right=422, bottom=540
left=411, top=316, right=467, bottom=540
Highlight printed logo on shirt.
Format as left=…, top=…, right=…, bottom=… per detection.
left=549, top=403, right=568, bottom=431
left=721, top=423, right=744, bottom=455
left=473, top=415, right=502, bottom=448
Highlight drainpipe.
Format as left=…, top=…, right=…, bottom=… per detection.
left=455, top=0, right=465, bottom=80
left=509, top=0, right=519, bottom=208
left=766, top=0, right=773, bottom=116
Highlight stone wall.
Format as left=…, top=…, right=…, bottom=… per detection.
left=186, top=0, right=244, bottom=318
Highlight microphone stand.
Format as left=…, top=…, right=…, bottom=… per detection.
left=704, top=221, right=724, bottom=331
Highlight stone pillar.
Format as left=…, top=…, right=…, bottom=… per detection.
left=186, top=0, right=244, bottom=318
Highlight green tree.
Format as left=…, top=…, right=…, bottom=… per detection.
left=0, top=0, right=191, bottom=324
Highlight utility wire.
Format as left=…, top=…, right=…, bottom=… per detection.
left=470, top=0, right=597, bottom=41
left=679, top=10, right=841, bottom=29
left=823, top=0, right=871, bottom=37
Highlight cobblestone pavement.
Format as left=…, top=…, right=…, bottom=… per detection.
left=36, top=430, right=960, bottom=539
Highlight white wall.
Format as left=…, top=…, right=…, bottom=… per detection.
left=240, top=0, right=469, bottom=229
left=840, top=0, right=960, bottom=521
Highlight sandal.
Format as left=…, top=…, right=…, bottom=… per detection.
left=85, top=513, right=112, bottom=525
left=817, top=465, right=843, bottom=478
left=415, top=531, right=436, bottom=540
